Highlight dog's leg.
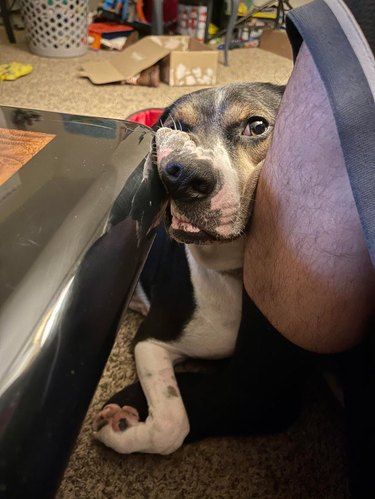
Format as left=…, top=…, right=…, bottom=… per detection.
left=95, top=291, right=312, bottom=444
left=178, top=291, right=313, bottom=440
left=94, top=340, right=189, bottom=454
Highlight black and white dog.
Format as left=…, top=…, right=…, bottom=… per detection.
left=93, top=82, right=308, bottom=455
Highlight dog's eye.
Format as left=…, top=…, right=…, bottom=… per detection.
left=242, top=117, right=269, bottom=137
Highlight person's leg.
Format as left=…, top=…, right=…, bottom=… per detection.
left=244, top=2, right=375, bottom=495
left=244, top=41, right=375, bottom=354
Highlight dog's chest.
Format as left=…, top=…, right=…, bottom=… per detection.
left=170, top=247, right=243, bottom=359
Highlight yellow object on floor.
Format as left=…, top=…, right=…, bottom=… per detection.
left=0, top=62, right=33, bottom=81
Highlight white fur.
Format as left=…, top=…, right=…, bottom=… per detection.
left=209, top=141, right=242, bottom=237
left=166, top=241, right=243, bottom=359
left=188, top=237, right=244, bottom=271
left=95, top=341, right=189, bottom=454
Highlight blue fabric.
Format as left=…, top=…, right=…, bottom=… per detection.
left=286, top=0, right=375, bottom=266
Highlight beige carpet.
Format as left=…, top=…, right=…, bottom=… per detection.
left=0, top=28, right=292, bottom=118
left=1, top=27, right=349, bottom=498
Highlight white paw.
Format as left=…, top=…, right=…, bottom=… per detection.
left=93, top=404, right=189, bottom=455
left=94, top=403, right=140, bottom=432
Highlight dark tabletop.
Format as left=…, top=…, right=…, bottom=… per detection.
left=0, top=107, right=156, bottom=498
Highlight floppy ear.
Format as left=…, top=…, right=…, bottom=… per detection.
left=276, top=84, right=286, bottom=96
left=276, top=84, right=286, bottom=92
left=107, top=136, right=168, bottom=239
left=130, top=136, right=169, bottom=236
left=263, top=83, right=286, bottom=94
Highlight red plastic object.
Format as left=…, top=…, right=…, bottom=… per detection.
left=143, top=0, right=178, bottom=24
left=88, top=22, right=134, bottom=35
left=126, top=108, right=164, bottom=127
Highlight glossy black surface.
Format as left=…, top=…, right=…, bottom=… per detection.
left=0, top=107, right=162, bottom=498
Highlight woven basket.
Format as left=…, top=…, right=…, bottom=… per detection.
left=21, top=0, right=88, bottom=58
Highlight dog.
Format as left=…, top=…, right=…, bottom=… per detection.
left=93, top=82, right=288, bottom=455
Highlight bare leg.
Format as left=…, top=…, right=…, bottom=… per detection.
left=244, top=43, right=375, bottom=354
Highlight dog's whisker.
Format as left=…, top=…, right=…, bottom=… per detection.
left=171, top=116, right=178, bottom=131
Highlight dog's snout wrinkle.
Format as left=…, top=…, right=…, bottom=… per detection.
left=156, top=127, right=206, bottom=157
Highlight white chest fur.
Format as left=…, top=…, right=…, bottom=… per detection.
left=169, top=238, right=244, bottom=359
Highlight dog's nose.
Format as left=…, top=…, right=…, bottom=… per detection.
left=162, top=162, right=216, bottom=201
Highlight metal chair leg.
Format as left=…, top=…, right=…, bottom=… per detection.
left=152, top=0, right=164, bottom=35
left=0, top=0, right=16, bottom=43
left=224, top=0, right=240, bottom=66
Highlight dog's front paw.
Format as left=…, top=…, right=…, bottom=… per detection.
left=94, top=404, right=140, bottom=432
left=93, top=405, right=189, bottom=455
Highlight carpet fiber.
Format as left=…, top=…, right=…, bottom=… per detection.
left=57, top=311, right=348, bottom=499
left=1, top=27, right=349, bottom=498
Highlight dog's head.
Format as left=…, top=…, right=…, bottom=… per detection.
left=153, top=82, right=284, bottom=244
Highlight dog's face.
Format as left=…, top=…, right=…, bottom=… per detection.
left=154, top=82, right=284, bottom=244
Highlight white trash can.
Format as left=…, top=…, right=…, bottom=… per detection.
left=20, top=0, right=89, bottom=58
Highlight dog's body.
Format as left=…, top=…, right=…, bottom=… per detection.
left=93, top=83, right=303, bottom=455
left=132, top=233, right=244, bottom=359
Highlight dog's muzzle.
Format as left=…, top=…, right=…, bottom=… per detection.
left=154, top=127, right=237, bottom=244
left=156, top=127, right=218, bottom=203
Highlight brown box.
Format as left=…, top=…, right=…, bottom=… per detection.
left=80, top=35, right=218, bottom=86
left=159, top=37, right=218, bottom=86
left=259, top=29, right=293, bottom=60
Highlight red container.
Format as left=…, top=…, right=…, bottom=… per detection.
left=126, top=108, right=164, bottom=127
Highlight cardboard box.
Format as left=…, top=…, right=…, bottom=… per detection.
left=80, top=36, right=218, bottom=86
left=259, top=29, right=293, bottom=60
left=160, top=37, right=218, bottom=86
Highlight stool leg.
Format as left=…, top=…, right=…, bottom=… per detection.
left=0, top=0, right=16, bottom=43
left=224, top=0, right=240, bottom=66
left=152, top=0, right=164, bottom=35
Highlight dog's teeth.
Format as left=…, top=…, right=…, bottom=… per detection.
left=171, top=216, right=200, bottom=233
left=170, top=204, right=200, bottom=232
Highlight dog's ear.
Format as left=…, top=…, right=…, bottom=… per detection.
left=107, top=162, right=144, bottom=229
left=275, top=84, right=286, bottom=96
left=261, top=82, right=286, bottom=97
left=130, top=137, right=169, bottom=236
left=107, top=136, right=168, bottom=239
